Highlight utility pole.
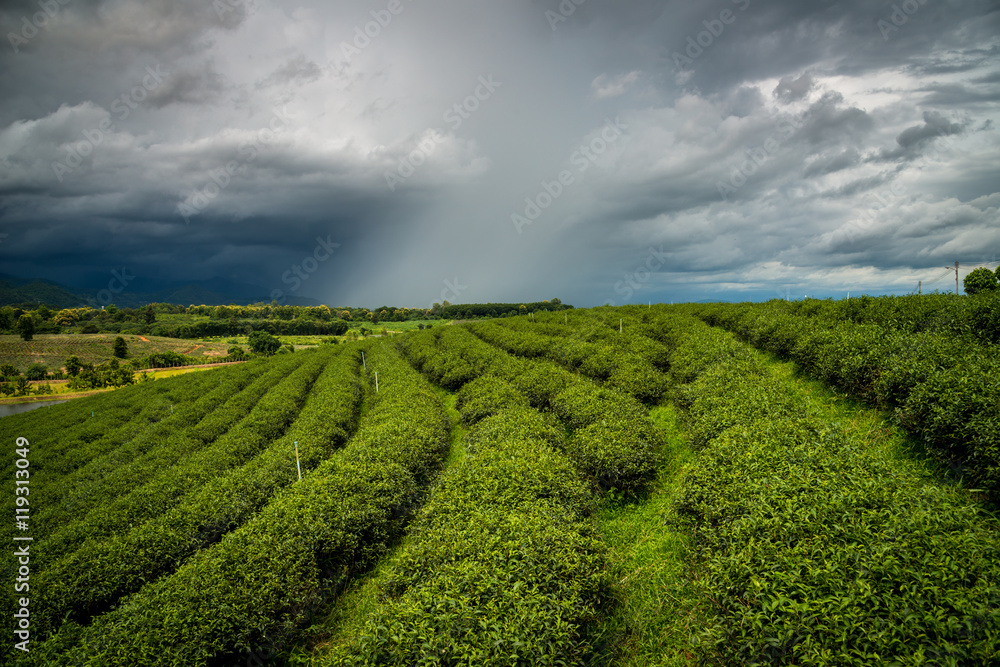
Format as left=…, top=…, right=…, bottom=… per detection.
left=918, top=280, right=921, bottom=295
left=945, top=262, right=960, bottom=295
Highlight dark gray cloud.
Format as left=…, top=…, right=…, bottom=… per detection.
left=1, top=0, right=999, bottom=307
left=874, top=110, right=967, bottom=160
left=774, top=73, right=815, bottom=103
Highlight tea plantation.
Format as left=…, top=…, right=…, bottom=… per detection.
left=3, top=297, right=999, bottom=665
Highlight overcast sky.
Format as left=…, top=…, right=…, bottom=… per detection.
left=1, top=0, right=999, bottom=308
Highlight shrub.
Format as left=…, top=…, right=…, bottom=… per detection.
left=964, top=267, right=999, bottom=295
left=25, top=362, right=49, bottom=380
left=326, top=414, right=604, bottom=665
left=113, top=336, right=128, bottom=358
left=658, top=310, right=1000, bottom=665
left=455, top=375, right=529, bottom=425
left=34, top=344, right=449, bottom=665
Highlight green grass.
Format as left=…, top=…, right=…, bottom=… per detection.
left=345, top=319, right=449, bottom=332
left=757, top=348, right=976, bottom=496
left=590, top=404, right=700, bottom=667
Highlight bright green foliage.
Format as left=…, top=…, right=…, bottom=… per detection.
left=655, top=311, right=1000, bottom=665
left=29, top=348, right=365, bottom=637
left=325, top=409, right=605, bottom=666
left=404, top=325, right=662, bottom=495
left=455, top=375, right=529, bottom=425
left=249, top=329, right=281, bottom=355
left=33, top=343, right=450, bottom=666
left=29, top=350, right=329, bottom=575
left=964, top=266, right=999, bottom=295
left=27, top=355, right=293, bottom=536
left=470, top=319, right=669, bottom=404
left=551, top=385, right=661, bottom=493
left=1, top=370, right=235, bottom=550
left=463, top=406, right=566, bottom=452
left=693, top=299, right=1000, bottom=496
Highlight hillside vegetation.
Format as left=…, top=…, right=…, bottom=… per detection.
left=4, top=296, right=998, bottom=666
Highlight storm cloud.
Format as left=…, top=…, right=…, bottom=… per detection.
left=1, top=0, right=998, bottom=306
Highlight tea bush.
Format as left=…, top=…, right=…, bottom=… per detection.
left=30, top=348, right=364, bottom=637
left=33, top=343, right=450, bottom=666
left=324, top=408, right=605, bottom=666
left=656, top=311, right=1000, bottom=665
left=691, top=301, right=1000, bottom=497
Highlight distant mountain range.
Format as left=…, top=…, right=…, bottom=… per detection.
left=0, top=274, right=324, bottom=309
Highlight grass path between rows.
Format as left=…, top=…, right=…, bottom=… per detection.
left=589, top=343, right=991, bottom=666
left=276, top=388, right=468, bottom=666
left=589, top=403, right=699, bottom=667
left=757, top=347, right=980, bottom=499
left=278, top=340, right=985, bottom=666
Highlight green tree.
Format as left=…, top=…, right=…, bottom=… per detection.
left=65, top=356, right=83, bottom=377
left=16, top=314, right=35, bottom=341
left=113, top=336, right=129, bottom=358
left=964, top=267, right=1000, bottom=295
left=0, top=364, right=17, bottom=379
left=25, top=363, right=48, bottom=381
left=248, top=330, right=281, bottom=356
left=143, top=305, right=156, bottom=324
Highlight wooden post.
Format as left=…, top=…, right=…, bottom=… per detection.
left=375, top=372, right=379, bottom=393
left=294, top=441, right=301, bottom=481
